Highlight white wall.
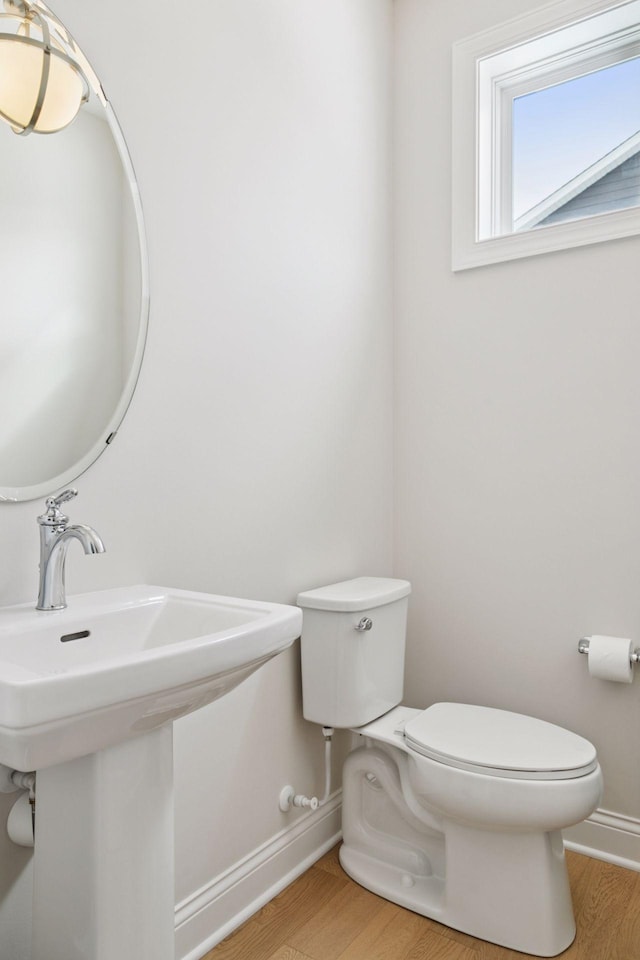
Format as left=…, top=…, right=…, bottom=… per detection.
left=0, top=1, right=393, bottom=957
left=395, top=0, right=640, bottom=859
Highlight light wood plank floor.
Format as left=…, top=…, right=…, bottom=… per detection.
left=201, top=845, right=640, bottom=960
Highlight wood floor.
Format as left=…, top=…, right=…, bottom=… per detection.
left=201, top=845, right=640, bottom=960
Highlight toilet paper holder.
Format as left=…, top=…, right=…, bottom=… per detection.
left=578, top=637, right=640, bottom=663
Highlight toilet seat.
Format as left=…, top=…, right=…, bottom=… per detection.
left=404, top=703, right=598, bottom=780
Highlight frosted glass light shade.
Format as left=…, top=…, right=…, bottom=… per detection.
left=0, top=23, right=86, bottom=133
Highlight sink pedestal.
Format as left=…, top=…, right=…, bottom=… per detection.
left=32, top=725, right=175, bottom=960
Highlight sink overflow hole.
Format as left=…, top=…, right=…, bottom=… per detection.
left=60, top=629, right=91, bottom=643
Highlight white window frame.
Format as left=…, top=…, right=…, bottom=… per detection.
left=452, top=0, right=640, bottom=271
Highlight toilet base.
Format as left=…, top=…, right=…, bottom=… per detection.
left=341, top=746, right=577, bottom=957
left=339, top=843, right=445, bottom=917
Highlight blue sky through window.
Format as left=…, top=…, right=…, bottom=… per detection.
left=512, top=56, right=640, bottom=220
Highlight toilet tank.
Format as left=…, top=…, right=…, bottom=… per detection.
left=297, top=577, right=411, bottom=728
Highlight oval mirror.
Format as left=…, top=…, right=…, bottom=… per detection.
left=0, top=0, right=148, bottom=502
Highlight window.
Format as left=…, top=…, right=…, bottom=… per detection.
left=452, top=0, right=640, bottom=270
left=512, top=57, right=640, bottom=230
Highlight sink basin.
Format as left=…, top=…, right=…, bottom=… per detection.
left=0, top=585, right=302, bottom=771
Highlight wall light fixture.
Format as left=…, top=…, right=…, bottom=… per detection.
left=0, top=0, right=88, bottom=135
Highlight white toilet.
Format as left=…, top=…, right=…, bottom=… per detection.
left=297, top=577, right=602, bottom=957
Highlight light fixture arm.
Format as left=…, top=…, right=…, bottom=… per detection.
left=3, top=0, right=28, bottom=15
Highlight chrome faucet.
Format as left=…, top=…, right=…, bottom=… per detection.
left=36, top=489, right=105, bottom=611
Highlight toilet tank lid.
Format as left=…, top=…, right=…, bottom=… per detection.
left=297, top=577, right=411, bottom=612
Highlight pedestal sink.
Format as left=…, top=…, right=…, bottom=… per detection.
left=0, top=585, right=302, bottom=960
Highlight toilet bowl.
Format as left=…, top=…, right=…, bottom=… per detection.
left=297, top=578, right=603, bottom=957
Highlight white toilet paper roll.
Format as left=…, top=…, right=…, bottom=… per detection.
left=587, top=635, right=634, bottom=683
left=7, top=791, right=34, bottom=847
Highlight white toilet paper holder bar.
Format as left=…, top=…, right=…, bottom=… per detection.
left=578, top=638, right=640, bottom=663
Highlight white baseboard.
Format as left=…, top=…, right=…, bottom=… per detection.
left=564, top=807, right=640, bottom=873
left=175, top=791, right=342, bottom=960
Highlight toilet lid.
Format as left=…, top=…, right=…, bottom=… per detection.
left=404, top=703, right=598, bottom=780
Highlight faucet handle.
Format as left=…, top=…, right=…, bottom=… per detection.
left=39, top=489, right=78, bottom=525
left=47, top=489, right=78, bottom=509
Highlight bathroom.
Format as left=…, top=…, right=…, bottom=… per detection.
left=0, top=0, right=639, bottom=956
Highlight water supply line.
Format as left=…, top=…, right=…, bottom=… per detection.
left=279, top=726, right=334, bottom=812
